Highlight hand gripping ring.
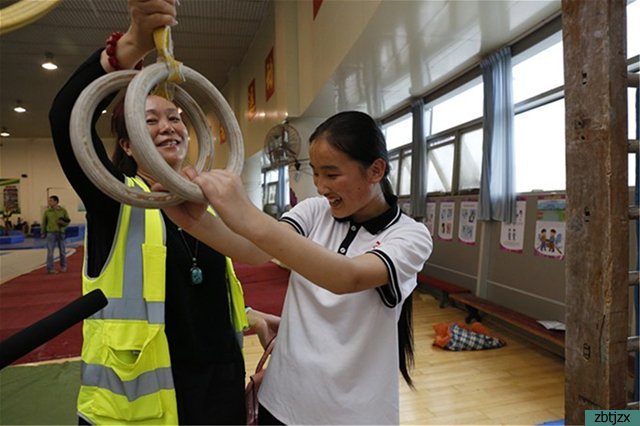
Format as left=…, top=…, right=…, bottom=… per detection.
left=125, top=62, right=244, bottom=204
left=70, top=66, right=244, bottom=208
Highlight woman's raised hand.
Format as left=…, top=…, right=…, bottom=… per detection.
left=127, top=0, right=178, bottom=53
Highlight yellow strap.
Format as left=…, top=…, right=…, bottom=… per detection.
left=152, top=26, right=185, bottom=100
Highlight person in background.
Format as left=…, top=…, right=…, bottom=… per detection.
left=15, top=217, right=29, bottom=235
left=48, top=0, right=278, bottom=424
left=42, top=195, right=70, bottom=274
left=2, top=207, right=14, bottom=235
left=164, top=110, right=434, bottom=425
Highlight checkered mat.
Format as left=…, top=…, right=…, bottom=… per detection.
left=433, top=321, right=506, bottom=351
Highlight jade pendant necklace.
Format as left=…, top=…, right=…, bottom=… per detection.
left=177, top=228, right=203, bottom=285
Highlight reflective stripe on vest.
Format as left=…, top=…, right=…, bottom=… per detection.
left=82, top=363, right=174, bottom=402
left=88, top=201, right=164, bottom=324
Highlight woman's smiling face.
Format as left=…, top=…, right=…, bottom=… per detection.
left=144, top=95, right=189, bottom=170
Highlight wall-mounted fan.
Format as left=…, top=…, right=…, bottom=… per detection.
left=263, top=123, right=302, bottom=168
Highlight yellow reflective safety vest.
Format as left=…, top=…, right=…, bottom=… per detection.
left=77, top=177, right=247, bottom=424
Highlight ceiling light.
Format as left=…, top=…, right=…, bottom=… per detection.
left=42, top=51, right=58, bottom=70
left=0, top=127, right=9, bottom=137
left=13, top=100, right=26, bottom=113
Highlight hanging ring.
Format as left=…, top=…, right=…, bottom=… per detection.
left=70, top=70, right=220, bottom=208
left=125, top=62, right=244, bottom=203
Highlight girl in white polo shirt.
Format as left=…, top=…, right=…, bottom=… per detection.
left=165, top=111, right=433, bottom=425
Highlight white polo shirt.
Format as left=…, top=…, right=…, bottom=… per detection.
left=258, top=196, right=433, bottom=425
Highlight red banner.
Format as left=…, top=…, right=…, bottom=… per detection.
left=313, top=0, right=323, bottom=19
left=265, top=47, right=275, bottom=101
left=247, top=78, right=256, bottom=120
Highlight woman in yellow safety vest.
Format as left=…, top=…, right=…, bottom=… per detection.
left=49, top=1, right=278, bottom=423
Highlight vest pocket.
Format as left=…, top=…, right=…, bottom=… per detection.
left=88, top=323, right=171, bottom=421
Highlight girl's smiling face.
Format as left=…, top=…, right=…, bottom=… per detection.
left=310, top=136, right=387, bottom=222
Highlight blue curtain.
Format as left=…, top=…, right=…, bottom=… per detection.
left=276, top=165, right=287, bottom=216
left=478, top=46, right=516, bottom=222
left=410, top=99, right=427, bottom=218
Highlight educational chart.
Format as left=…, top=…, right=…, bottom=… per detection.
left=424, top=202, right=436, bottom=234
left=458, top=201, right=478, bottom=245
left=438, top=201, right=455, bottom=241
left=500, top=199, right=527, bottom=253
left=534, top=196, right=566, bottom=260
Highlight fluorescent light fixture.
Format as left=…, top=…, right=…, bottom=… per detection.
left=0, top=127, right=10, bottom=137
left=13, top=100, right=26, bottom=113
left=42, top=51, right=58, bottom=70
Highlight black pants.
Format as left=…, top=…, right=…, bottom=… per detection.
left=258, top=403, right=285, bottom=425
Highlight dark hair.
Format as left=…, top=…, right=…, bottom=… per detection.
left=309, top=111, right=395, bottom=200
left=310, top=111, right=414, bottom=386
left=49, top=195, right=59, bottom=203
left=110, top=98, right=138, bottom=177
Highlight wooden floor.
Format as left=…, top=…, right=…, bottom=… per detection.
left=242, top=293, right=565, bottom=425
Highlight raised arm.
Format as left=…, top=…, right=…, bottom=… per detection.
left=179, top=170, right=401, bottom=295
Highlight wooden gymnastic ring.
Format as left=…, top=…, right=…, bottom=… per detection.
left=125, top=62, right=244, bottom=203
left=0, top=0, right=62, bottom=35
left=70, top=70, right=214, bottom=208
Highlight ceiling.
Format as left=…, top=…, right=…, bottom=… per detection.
left=0, top=0, right=272, bottom=139
left=0, top=0, right=566, bottom=142
left=305, top=0, right=562, bottom=118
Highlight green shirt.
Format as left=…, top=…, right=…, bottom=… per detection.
left=42, top=206, right=70, bottom=233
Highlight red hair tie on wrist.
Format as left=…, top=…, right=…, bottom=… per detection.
left=105, top=32, right=144, bottom=71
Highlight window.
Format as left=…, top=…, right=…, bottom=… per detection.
left=459, top=128, right=483, bottom=191
left=426, top=136, right=455, bottom=193
left=262, top=169, right=279, bottom=205
left=512, top=37, right=563, bottom=104
left=429, top=79, right=483, bottom=135
left=399, top=150, right=412, bottom=196
left=383, top=114, right=413, bottom=151
left=422, top=77, right=484, bottom=195
left=388, top=148, right=413, bottom=196
left=512, top=33, right=566, bottom=193
left=388, top=156, right=399, bottom=193
left=514, top=99, right=566, bottom=192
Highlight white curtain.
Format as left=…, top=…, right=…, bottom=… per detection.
left=478, top=46, right=516, bottom=223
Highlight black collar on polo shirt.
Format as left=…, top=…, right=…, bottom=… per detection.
left=333, top=194, right=400, bottom=234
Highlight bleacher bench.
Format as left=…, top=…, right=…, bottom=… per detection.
left=417, top=274, right=471, bottom=308
left=449, top=292, right=565, bottom=348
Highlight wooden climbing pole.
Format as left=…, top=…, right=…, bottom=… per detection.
left=562, top=0, right=630, bottom=424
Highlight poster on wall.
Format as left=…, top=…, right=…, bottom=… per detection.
left=458, top=200, right=478, bottom=245
left=424, top=202, right=436, bottom=235
left=247, top=78, right=256, bottom=120
left=534, top=195, right=566, bottom=260
left=1, top=178, right=20, bottom=214
left=500, top=199, right=527, bottom=253
left=438, top=201, right=454, bottom=241
left=265, top=47, right=275, bottom=101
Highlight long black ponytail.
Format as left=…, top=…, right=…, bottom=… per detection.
left=398, top=293, right=415, bottom=388
left=310, top=110, right=415, bottom=387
